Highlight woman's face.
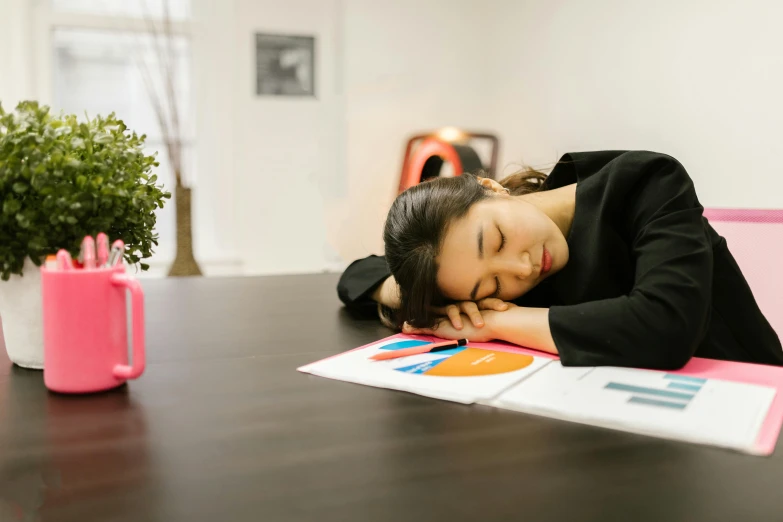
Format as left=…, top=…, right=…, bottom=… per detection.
left=436, top=191, right=569, bottom=302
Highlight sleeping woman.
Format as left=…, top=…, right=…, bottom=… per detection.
left=337, top=150, right=783, bottom=369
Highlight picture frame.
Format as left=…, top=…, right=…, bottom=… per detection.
left=254, top=32, right=315, bottom=97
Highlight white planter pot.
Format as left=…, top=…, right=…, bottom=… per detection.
left=0, top=258, right=44, bottom=369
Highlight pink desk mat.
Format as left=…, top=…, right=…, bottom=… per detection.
left=703, top=208, right=783, bottom=339
left=301, top=333, right=783, bottom=455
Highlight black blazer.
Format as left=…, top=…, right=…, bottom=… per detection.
left=337, top=151, right=783, bottom=369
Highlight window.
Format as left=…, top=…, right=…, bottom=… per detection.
left=51, top=0, right=190, bottom=20
left=44, top=0, right=193, bottom=269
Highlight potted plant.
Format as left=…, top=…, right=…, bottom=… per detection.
left=0, top=101, right=170, bottom=369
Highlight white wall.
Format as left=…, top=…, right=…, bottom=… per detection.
left=0, top=0, right=34, bottom=108
left=227, top=0, right=343, bottom=275
left=5, top=0, right=495, bottom=276
left=5, top=0, right=782, bottom=277
left=486, top=0, right=783, bottom=207
left=331, top=0, right=493, bottom=261
left=211, top=0, right=495, bottom=273
left=190, top=0, right=242, bottom=275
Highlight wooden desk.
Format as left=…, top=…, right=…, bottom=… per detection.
left=0, top=274, right=781, bottom=522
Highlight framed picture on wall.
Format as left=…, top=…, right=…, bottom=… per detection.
left=255, top=33, right=315, bottom=97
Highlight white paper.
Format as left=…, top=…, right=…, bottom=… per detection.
left=299, top=337, right=550, bottom=404
left=488, top=363, right=776, bottom=453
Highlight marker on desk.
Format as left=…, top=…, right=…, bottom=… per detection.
left=108, top=239, right=125, bottom=267
left=370, top=338, right=468, bottom=361
left=96, top=232, right=109, bottom=267
left=81, top=236, right=96, bottom=269
left=56, top=249, right=73, bottom=270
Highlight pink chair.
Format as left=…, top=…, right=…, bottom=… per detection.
left=703, top=209, right=783, bottom=338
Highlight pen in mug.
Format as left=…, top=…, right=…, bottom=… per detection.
left=81, top=236, right=96, bottom=269
left=56, top=249, right=73, bottom=270
left=96, top=232, right=109, bottom=267
left=108, top=239, right=125, bottom=267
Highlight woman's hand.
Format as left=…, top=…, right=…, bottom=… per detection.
left=403, top=312, right=500, bottom=343
left=432, top=299, right=511, bottom=330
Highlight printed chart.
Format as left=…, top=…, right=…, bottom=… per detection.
left=605, top=374, right=707, bottom=410
left=493, top=364, right=776, bottom=452
left=300, top=337, right=550, bottom=404
left=379, top=339, right=535, bottom=377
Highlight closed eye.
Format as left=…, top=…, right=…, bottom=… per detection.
left=497, top=225, right=506, bottom=252
left=491, top=276, right=501, bottom=298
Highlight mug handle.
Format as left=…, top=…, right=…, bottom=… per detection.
left=110, top=273, right=146, bottom=380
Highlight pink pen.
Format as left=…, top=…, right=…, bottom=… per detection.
left=56, top=249, right=73, bottom=270
left=370, top=338, right=469, bottom=361
left=108, top=239, right=125, bottom=267
left=82, top=236, right=96, bottom=269
left=96, top=232, right=109, bottom=267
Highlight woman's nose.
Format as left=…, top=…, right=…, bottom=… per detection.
left=516, top=254, right=534, bottom=278
left=496, top=253, right=533, bottom=279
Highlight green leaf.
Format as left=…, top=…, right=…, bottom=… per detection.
left=15, top=213, right=30, bottom=228
left=28, top=237, right=46, bottom=250
left=3, top=199, right=21, bottom=215
left=93, top=133, right=112, bottom=144
left=0, top=102, right=170, bottom=279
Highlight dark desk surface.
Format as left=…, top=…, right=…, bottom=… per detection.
left=1, top=274, right=781, bottom=522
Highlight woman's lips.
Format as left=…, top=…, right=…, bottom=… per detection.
left=541, top=247, right=552, bottom=274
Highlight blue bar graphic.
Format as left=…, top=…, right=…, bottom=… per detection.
left=667, top=382, right=702, bottom=392
left=605, top=382, right=695, bottom=401
left=379, top=340, right=431, bottom=351
left=664, top=374, right=707, bottom=384
left=628, top=396, right=688, bottom=410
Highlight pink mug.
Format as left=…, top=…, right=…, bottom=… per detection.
left=41, top=264, right=146, bottom=393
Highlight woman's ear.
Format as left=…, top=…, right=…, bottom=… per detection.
left=477, top=176, right=510, bottom=196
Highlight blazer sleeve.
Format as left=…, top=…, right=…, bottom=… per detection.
left=336, top=255, right=391, bottom=313
left=549, top=154, right=713, bottom=370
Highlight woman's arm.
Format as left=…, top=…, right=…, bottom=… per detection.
left=545, top=154, right=712, bottom=370
left=486, top=307, right=558, bottom=354
left=370, top=275, right=400, bottom=308
left=337, top=255, right=394, bottom=312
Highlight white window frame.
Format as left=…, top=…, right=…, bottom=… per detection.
left=28, top=1, right=243, bottom=277
left=31, top=2, right=192, bottom=106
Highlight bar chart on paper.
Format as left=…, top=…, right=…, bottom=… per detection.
left=605, top=374, right=707, bottom=410
left=491, top=364, right=776, bottom=453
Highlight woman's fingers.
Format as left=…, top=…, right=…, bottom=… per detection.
left=432, top=299, right=512, bottom=330
left=459, top=301, right=484, bottom=327
left=429, top=305, right=463, bottom=329
left=477, top=298, right=509, bottom=311
left=446, top=305, right=463, bottom=330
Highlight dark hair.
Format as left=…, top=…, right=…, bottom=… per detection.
left=383, top=166, right=550, bottom=329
